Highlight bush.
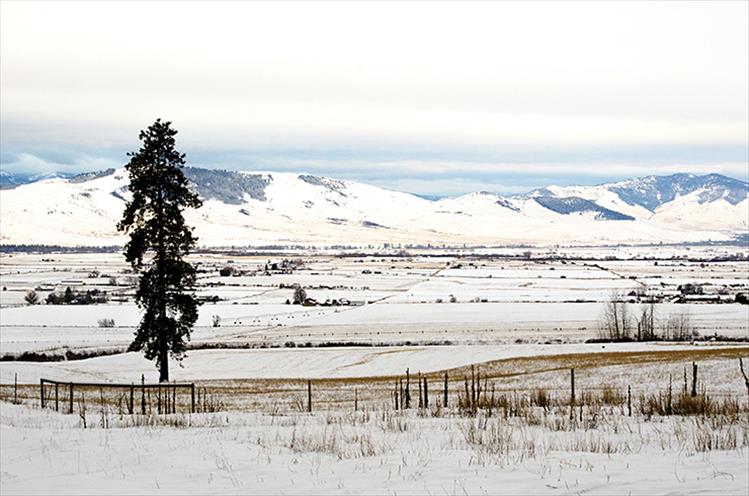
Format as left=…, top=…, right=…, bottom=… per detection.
left=98, top=318, right=116, bottom=328
left=219, top=265, right=236, bottom=277
left=293, top=285, right=307, bottom=305
left=24, top=290, right=39, bottom=305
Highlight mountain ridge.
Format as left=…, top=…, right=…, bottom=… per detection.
left=0, top=167, right=746, bottom=246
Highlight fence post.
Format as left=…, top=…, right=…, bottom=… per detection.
left=69, top=383, right=74, bottom=414
left=691, top=362, right=698, bottom=398
left=570, top=368, right=575, bottom=420
left=40, top=379, right=44, bottom=409
left=683, top=366, right=688, bottom=395
left=570, top=368, right=575, bottom=405
left=191, top=384, right=195, bottom=414
left=627, top=385, right=632, bottom=417
left=354, top=389, right=358, bottom=412
left=443, top=372, right=448, bottom=408
left=471, top=365, right=476, bottom=407
left=307, top=380, right=312, bottom=413
left=405, top=369, right=411, bottom=409
left=418, top=373, right=423, bottom=408
left=394, top=380, right=399, bottom=410
left=141, top=375, right=145, bottom=415
left=423, top=377, right=428, bottom=409
left=129, top=384, right=134, bottom=415
left=14, top=373, right=17, bottom=404
left=55, top=383, right=59, bottom=412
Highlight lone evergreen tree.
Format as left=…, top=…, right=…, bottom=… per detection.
left=118, top=119, right=202, bottom=382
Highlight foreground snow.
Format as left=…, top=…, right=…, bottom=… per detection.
left=1, top=403, right=747, bottom=495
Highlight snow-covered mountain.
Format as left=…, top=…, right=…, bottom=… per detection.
left=0, top=168, right=746, bottom=246
left=0, top=171, right=77, bottom=189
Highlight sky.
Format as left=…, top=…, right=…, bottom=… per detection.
left=1, top=1, right=747, bottom=196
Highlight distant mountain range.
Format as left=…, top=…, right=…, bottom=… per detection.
left=0, top=170, right=77, bottom=188
left=0, top=167, right=747, bottom=246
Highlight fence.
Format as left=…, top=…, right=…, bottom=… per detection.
left=38, top=378, right=196, bottom=415
left=0, top=359, right=740, bottom=416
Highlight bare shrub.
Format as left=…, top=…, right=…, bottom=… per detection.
left=660, top=309, right=696, bottom=341
left=599, top=291, right=633, bottom=341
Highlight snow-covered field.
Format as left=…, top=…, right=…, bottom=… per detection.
left=2, top=252, right=747, bottom=356
left=2, top=399, right=748, bottom=495
left=1, top=342, right=719, bottom=384
left=1, top=250, right=748, bottom=495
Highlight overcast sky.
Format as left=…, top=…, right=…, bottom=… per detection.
left=1, top=1, right=747, bottom=195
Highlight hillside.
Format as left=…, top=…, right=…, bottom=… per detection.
left=0, top=168, right=746, bottom=246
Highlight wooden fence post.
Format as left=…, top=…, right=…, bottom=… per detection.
left=683, top=366, right=688, bottom=395
left=354, top=389, right=358, bottom=412
left=13, top=373, right=17, bottom=404
left=423, top=377, right=428, bottom=409
left=471, top=365, right=476, bottom=407
left=55, top=383, right=59, bottom=412
left=69, top=383, right=74, bottom=414
left=405, top=369, right=411, bottom=409
left=129, top=384, right=134, bottom=414
left=40, top=379, right=44, bottom=409
left=691, top=362, right=698, bottom=398
left=141, top=375, right=145, bottom=415
left=570, top=368, right=575, bottom=406
left=394, top=379, right=399, bottom=410
left=418, top=373, right=423, bottom=408
left=191, top=384, right=195, bottom=413
left=443, top=372, right=448, bottom=408
left=569, top=368, right=575, bottom=420
left=627, top=385, right=632, bottom=417
left=307, top=380, right=312, bottom=413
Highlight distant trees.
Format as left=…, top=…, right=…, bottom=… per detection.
left=97, top=318, right=116, bottom=328
left=24, top=290, right=39, bottom=305
left=117, top=119, right=202, bottom=382
left=636, top=301, right=657, bottom=341
left=45, top=287, right=108, bottom=305
left=599, top=292, right=694, bottom=341
left=599, top=292, right=633, bottom=341
left=660, top=310, right=695, bottom=341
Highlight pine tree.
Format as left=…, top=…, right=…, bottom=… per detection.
left=117, top=119, right=202, bottom=382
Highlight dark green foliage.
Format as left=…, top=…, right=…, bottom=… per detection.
left=46, top=287, right=108, bottom=305
left=117, top=119, right=202, bottom=382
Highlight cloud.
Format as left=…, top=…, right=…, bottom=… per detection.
left=0, top=153, right=120, bottom=176
left=1, top=2, right=747, bottom=152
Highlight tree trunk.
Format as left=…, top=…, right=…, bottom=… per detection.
left=157, top=188, right=169, bottom=383
left=159, top=348, right=169, bottom=382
